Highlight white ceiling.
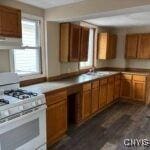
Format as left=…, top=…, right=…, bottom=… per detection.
left=17, top=0, right=86, bottom=9
left=85, top=12, right=150, bottom=27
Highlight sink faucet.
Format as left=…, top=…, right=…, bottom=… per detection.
left=89, top=67, right=95, bottom=73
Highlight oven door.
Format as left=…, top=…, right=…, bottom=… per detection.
left=0, top=105, right=47, bottom=150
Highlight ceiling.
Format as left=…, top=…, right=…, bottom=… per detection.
left=17, top=0, right=86, bottom=9
left=85, top=12, right=150, bottom=27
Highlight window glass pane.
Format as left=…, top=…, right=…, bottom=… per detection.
left=22, top=19, right=38, bottom=47
left=13, top=18, right=41, bottom=76
left=80, top=28, right=94, bottom=69
left=14, top=49, right=40, bottom=75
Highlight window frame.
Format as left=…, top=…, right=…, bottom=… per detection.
left=79, top=27, right=96, bottom=70
left=10, top=13, right=46, bottom=80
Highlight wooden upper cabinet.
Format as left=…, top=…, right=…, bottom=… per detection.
left=125, top=34, right=139, bottom=59
left=80, top=27, right=89, bottom=61
left=60, top=23, right=80, bottom=62
left=97, top=32, right=117, bottom=59
left=69, top=24, right=81, bottom=61
left=0, top=5, right=21, bottom=38
left=137, top=34, right=150, bottom=59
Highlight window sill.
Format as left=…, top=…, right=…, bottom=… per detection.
left=19, top=73, right=46, bottom=82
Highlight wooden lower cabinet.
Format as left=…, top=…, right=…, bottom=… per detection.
left=107, top=77, right=115, bottom=104
left=120, top=78, right=132, bottom=99
left=82, top=83, right=92, bottom=119
left=99, top=79, right=108, bottom=108
left=132, top=75, right=146, bottom=102
left=91, top=81, right=99, bottom=114
left=114, top=75, right=121, bottom=99
left=46, top=91, right=67, bottom=146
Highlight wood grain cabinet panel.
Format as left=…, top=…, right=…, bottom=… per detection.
left=99, top=79, right=108, bottom=108
left=125, top=34, right=139, bottom=58
left=132, top=81, right=146, bottom=102
left=107, top=77, right=115, bottom=104
left=137, top=34, right=150, bottom=59
left=47, top=100, right=67, bottom=145
left=80, top=27, right=89, bottom=61
left=114, top=75, right=121, bottom=100
left=69, top=24, right=81, bottom=61
left=91, top=81, right=99, bottom=114
left=97, top=32, right=117, bottom=59
left=132, top=75, right=146, bottom=102
left=60, top=23, right=89, bottom=62
left=120, top=77, right=132, bottom=99
left=82, top=89, right=92, bottom=119
left=46, top=90, right=67, bottom=146
left=0, top=5, right=21, bottom=38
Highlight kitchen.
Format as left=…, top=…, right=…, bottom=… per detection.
left=0, top=0, right=150, bottom=150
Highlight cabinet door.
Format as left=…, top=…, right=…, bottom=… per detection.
left=137, top=34, right=150, bottom=59
left=125, top=34, right=139, bottom=58
left=120, top=79, right=132, bottom=99
left=47, top=100, right=67, bottom=145
left=82, top=90, right=91, bottom=119
left=109, top=34, right=117, bottom=59
left=107, top=77, right=115, bottom=104
left=0, top=6, right=21, bottom=38
left=92, top=87, right=99, bottom=114
left=133, top=81, right=146, bottom=102
left=97, top=33, right=108, bottom=59
left=99, top=79, right=108, bottom=108
left=114, top=79, right=121, bottom=100
left=69, top=24, right=81, bottom=61
left=60, top=23, right=70, bottom=62
left=80, top=27, right=89, bottom=61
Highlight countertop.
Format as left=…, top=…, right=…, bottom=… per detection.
left=23, top=71, right=150, bottom=94
left=23, top=71, right=119, bottom=94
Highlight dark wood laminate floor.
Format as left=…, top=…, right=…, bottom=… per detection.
left=50, top=101, right=150, bottom=150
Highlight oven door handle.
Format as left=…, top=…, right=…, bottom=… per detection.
left=0, top=104, right=47, bottom=127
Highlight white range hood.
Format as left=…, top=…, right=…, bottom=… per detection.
left=0, top=37, right=22, bottom=49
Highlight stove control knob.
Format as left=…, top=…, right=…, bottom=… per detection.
left=19, top=106, right=24, bottom=111
left=32, top=102, right=36, bottom=107
left=37, top=100, right=42, bottom=105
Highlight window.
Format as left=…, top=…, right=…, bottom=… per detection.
left=13, top=18, right=41, bottom=76
left=80, top=28, right=94, bottom=69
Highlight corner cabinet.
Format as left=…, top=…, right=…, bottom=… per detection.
left=0, top=5, right=21, bottom=38
left=60, top=23, right=89, bottom=62
left=97, top=32, right=117, bottom=59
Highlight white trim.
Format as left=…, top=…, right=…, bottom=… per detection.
left=10, top=13, right=46, bottom=81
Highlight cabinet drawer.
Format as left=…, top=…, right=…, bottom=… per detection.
left=115, top=74, right=121, bottom=81
left=92, top=80, right=99, bottom=89
left=121, top=74, right=132, bottom=80
left=83, top=83, right=91, bottom=91
left=100, top=78, right=108, bottom=85
left=133, top=75, right=146, bottom=82
left=46, top=90, right=67, bottom=106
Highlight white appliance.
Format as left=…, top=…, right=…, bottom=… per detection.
left=0, top=37, right=22, bottom=49
left=0, top=73, right=47, bottom=150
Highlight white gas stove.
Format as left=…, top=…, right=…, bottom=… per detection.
left=0, top=72, right=47, bottom=150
